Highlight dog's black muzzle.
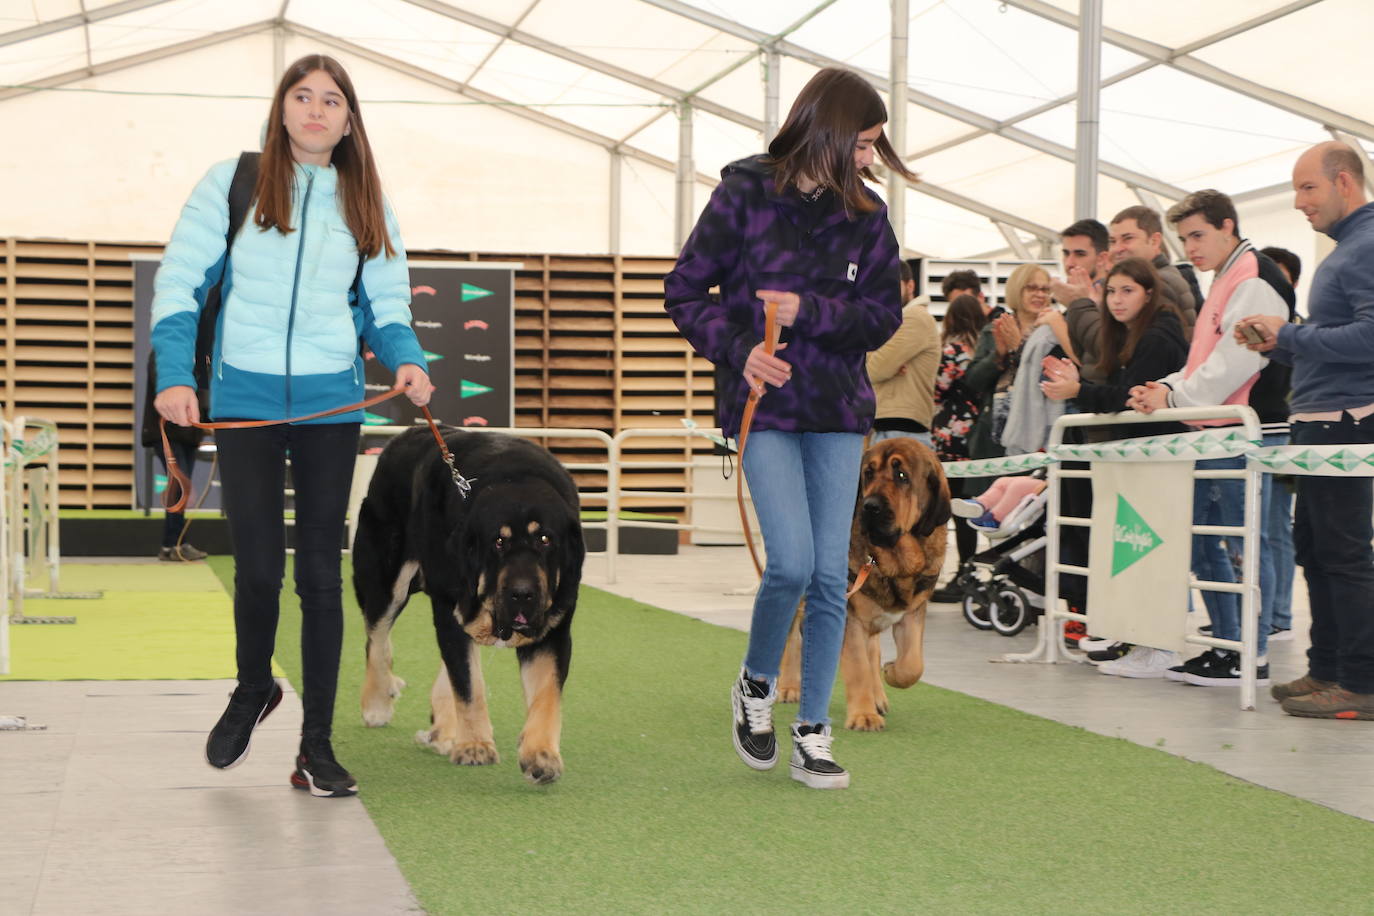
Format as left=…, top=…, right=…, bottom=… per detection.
left=861, top=494, right=900, bottom=548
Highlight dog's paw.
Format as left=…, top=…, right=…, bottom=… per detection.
left=875, top=693, right=890, bottom=716
left=845, top=710, right=886, bottom=731
left=776, top=683, right=800, bottom=703
left=450, top=741, right=500, bottom=767
left=361, top=701, right=394, bottom=728
left=519, top=749, right=563, bottom=785
left=882, top=661, right=922, bottom=689
left=415, top=727, right=449, bottom=754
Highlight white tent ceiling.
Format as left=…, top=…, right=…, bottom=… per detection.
left=1, top=0, right=1369, bottom=269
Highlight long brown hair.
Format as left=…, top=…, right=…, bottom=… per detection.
left=941, top=293, right=987, bottom=348
left=254, top=55, right=394, bottom=259
left=1095, top=257, right=1176, bottom=376
left=766, top=67, right=918, bottom=216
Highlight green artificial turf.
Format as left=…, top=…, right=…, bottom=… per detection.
left=207, top=557, right=1374, bottom=915
left=0, top=562, right=243, bottom=680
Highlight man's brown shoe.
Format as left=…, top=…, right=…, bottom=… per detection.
left=1270, top=674, right=1338, bottom=702
left=1280, top=686, right=1374, bottom=720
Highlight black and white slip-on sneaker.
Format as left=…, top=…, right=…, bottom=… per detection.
left=731, top=668, right=778, bottom=770
left=789, top=723, right=849, bottom=790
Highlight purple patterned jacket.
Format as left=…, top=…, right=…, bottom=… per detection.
left=664, top=155, right=903, bottom=437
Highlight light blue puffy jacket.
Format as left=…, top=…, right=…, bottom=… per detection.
left=151, top=158, right=425, bottom=422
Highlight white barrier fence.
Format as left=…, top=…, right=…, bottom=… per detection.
left=945, top=405, right=1295, bottom=710
left=343, top=423, right=756, bottom=587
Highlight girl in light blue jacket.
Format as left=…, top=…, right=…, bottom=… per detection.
left=152, top=54, right=432, bottom=797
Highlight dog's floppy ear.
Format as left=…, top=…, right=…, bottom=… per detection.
left=550, top=508, right=585, bottom=613
left=913, top=455, right=952, bottom=539
left=451, top=509, right=484, bottom=615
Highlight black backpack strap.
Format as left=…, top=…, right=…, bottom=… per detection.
left=225, top=151, right=260, bottom=256
left=193, top=151, right=260, bottom=396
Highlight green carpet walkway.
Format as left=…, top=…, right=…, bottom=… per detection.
left=206, top=557, right=1374, bottom=915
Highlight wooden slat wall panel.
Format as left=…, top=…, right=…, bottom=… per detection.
left=1, top=240, right=711, bottom=519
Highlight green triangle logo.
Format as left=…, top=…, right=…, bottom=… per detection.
left=422, top=349, right=444, bottom=363
left=1112, top=494, right=1163, bottom=576
left=460, top=379, right=492, bottom=399
left=461, top=283, right=493, bottom=302
left=363, top=411, right=392, bottom=426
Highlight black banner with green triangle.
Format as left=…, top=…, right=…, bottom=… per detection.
left=361, top=263, right=513, bottom=433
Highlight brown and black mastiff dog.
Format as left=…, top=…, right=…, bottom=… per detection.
left=352, top=426, right=584, bottom=785
left=778, top=436, right=950, bottom=730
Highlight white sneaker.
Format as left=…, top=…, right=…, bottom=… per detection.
left=951, top=498, right=985, bottom=519
left=1098, top=646, right=1179, bottom=679
left=1078, top=636, right=1115, bottom=653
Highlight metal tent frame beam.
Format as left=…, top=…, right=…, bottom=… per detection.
left=637, top=0, right=1190, bottom=200
left=289, top=24, right=721, bottom=186
left=0, top=20, right=276, bottom=103
left=0, top=0, right=179, bottom=48
left=398, top=0, right=764, bottom=132
left=999, top=0, right=1374, bottom=142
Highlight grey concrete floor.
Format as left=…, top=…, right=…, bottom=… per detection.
left=0, top=678, right=422, bottom=916
left=3, top=542, right=1372, bottom=916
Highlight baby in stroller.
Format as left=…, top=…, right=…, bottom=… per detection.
left=949, top=469, right=1050, bottom=636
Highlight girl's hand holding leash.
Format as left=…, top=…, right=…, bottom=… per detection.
left=743, top=290, right=795, bottom=395
left=394, top=363, right=435, bottom=406
left=155, top=385, right=201, bottom=427
left=744, top=342, right=790, bottom=396
left=755, top=289, right=800, bottom=326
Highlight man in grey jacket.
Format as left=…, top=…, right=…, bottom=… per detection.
left=1238, top=140, right=1374, bottom=719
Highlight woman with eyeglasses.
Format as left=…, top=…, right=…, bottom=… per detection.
left=962, top=263, right=1055, bottom=461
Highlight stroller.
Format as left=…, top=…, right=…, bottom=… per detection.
left=953, top=482, right=1049, bottom=636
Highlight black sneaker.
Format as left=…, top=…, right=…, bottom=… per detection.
left=1085, top=642, right=1132, bottom=665
left=929, top=583, right=964, bottom=604
left=159, top=544, right=207, bottom=561
left=290, top=735, right=358, bottom=797
left=1182, top=649, right=1271, bottom=687
left=789, top=723, right=849, bottom=789
left=1164, top=648, right=1221, bottom=682
left=205, top=681, right=283, bottom=769
left=731, top=669, right=778, bottom=770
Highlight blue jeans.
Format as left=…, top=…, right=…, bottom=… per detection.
left=741, top=430, right=862, bottom=726
left=870, top=428, right=933, bottom=449
left=1292, top=415, right=1374, bottom=693
left=1266, top=473, right=1296, bottom=631
left=1192, top=455, right=1247, bottom=648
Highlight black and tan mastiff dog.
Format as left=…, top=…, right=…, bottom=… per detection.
left=778, top=436, right=950, bottom=730
left=352, top=426, right=584, bottom=785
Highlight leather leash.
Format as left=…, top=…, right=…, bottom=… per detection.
left=160, top=389, right=470, bottom=512
left=735, top=301, right=781, bottom=579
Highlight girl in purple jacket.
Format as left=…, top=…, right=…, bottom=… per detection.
left=665, top=68, right=914, bottom=789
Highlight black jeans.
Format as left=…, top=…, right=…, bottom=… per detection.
left=1292, top=414, right=1374, bottom=693
left=216, top=422, right=360, bottom=737
left=154, top=438, right=197, bottom=548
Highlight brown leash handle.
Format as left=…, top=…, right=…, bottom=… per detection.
left=736, top=301, right=781, bottom=579
left=159, top=388, right=406, bottom=513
